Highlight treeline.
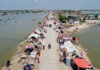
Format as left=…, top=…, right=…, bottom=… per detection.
left=0, top=10, right=43, bottom=16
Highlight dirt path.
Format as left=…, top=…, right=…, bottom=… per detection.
left=34, top=17, right=72, bottom=70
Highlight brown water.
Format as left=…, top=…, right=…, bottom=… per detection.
left=74, top=25, right=100, bottom=68
left=0, top=12, right=46, bottom=67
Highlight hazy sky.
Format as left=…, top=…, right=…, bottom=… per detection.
left=0, top=0, right=100, bottom=10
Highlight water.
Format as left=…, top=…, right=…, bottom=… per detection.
left=82, top=10, right=100, bottom=15
left=0, top=12, right=46, bottom=67
left=74, top=25, right=100, bottom=68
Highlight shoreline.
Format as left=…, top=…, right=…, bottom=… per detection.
left=1, top=39, right=27, bottom=69
left=1, top=11, right=49, bottom=70
left=62, top=22, right=100, bottom=70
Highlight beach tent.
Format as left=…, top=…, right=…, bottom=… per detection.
left=73, top=58, right=90, bottom=69
left=28, top=33, right=39, bottom=39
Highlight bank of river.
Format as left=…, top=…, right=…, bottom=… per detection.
left=0, top=12, right=46, bottom=67
left=73, top=25, right=100, bottom=68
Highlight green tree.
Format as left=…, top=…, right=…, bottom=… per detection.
left=59, top=13, right=67, bottom=23
left=2, top=12, right=7, bottom=16
left=94, top=14, right=98, bottom=20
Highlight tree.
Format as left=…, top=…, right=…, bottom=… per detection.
left=94, top=14, right=98, bottom=20
left=67, top=10, right=75, bottom=14
left=2, top=12, right=7, bottom=16
left=59, top=13, right=67, bottom=23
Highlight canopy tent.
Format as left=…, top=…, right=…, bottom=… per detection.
left=25, top=45, right=33, bottom=49
left=35, top=29, right=41, bottom=34
left=58, top=33, right=68, bottom=38
left=63, top=37, right=72, bottom=42
left=30, top=51, right=37, bottom=59
left=64, top=41, right=78, bottom=53
left=73, top=58, right=90, bottom=69
left=60, top=45, right=65, bottom=49
left=28, top=33, right=39, bottom=39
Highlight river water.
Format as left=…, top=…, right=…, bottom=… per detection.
left=0, top=12, right=46, bottom=67
left=74, top=25, right=100, bottom=68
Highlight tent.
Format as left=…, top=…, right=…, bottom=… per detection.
left=35, top=29, right=41, bottom=34
left=32, top=30, right=35, bottom=33
left=64, top=41, right=77, bottom=53
left=73, top=58, right=90, bottom=69
left=60, top=45, right=65, bottom=49
left=28, top=33, right=39, bottom=39
left=58, top=33, right=68, bottom=38
left=30, top=51, right=37, bottom=59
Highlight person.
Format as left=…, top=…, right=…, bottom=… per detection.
left=23, top=64, right=28, bottom=70
left=44, top=29, right=47, bottom=33
left=37, top=57, right=40, bottom=63
left=63, top=57, right=66, bottom=64
left=38, top=51, right=40, bottom=56
left=48, top=43, right=51, bottom=49
left=23, top=64, right=32, bottom=70
left=43, top=45, right=45, bottom=50
left=42, top=41, right=45, bottom=50
left=6, top=60, right=11, bottom=70
left=28, top=65, right=32, bottom=70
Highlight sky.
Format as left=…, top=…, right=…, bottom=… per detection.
left=0, top=0, right=100, bottom=10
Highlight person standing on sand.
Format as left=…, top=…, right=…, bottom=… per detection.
left=48, top=43, right=51, bottom=49
left=37, top=57, right=40, bottom=63
left=42, top=40, right=45, bottom=50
